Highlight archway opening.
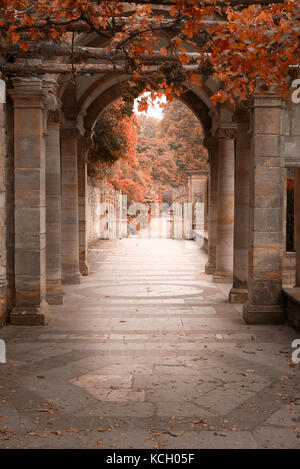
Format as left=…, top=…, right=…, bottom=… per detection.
left=86, top=95, right=208, bottom=244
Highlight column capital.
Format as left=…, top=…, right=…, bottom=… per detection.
left=216, top=125, right=237, bottom=140
left=8, top=77, right=44, bottom=108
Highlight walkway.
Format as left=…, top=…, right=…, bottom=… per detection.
left=0, top=238, right=299, bottom=448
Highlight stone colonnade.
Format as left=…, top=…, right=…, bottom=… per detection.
left=5, top=76, right=289, bottom=326
left=7, top=77, right=92, bottom=324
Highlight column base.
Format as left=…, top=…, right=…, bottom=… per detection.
left=205, top=262, right=216, bottom=275
left=229, top=287, right=248, bottom=303
left=242, top=302, right=285, bottom=325
left=80, top=262, right=89, bottom=276
left=46, top=289, right=64, bottom=305
left=62, top=273, right=81, bottom=285
left=10, top=302, right=50, bottom=325
left=212, top=270, right=233, bottom=284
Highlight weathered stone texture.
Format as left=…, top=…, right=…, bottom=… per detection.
left=213, top=126, right=235, bottom=283
left=230, top=117, right=250, bottom=303
left=0, top=99, right=7, bottom=327
left=282, top=252, right=296, bottom=286
left=46, top=120, right=63, bottom=305
left=61, top=126, right=81, bottom=285
left=9, top=78, right=49, bottom=325
left=78, top=139, right=89, bottom=275
left=204, top=137, right=218, bottom=275
left=243, top=94, right=284, bottom=324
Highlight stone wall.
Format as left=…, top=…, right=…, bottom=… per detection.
left=281, top=101, right=300, bottom=165
left=283, top=251, right=296, bottom=286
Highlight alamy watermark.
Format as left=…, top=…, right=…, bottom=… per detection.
left=291, top=79, right=300, bottom=104
left=291, top=339, right=300, bottom=364
left=99, top=199, right=205, bottom=243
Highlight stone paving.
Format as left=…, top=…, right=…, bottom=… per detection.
left=0, top=238, right=300, bottom=449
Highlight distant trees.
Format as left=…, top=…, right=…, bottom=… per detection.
left=87, top=99, right=138, bottom=182
left=88, top=98, right=208, bottom=203
left=157, top=101, right=208, bottom=186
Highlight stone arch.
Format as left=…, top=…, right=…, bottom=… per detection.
left=76, top=77, right=215, bottom=138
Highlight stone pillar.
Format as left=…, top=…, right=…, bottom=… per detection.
left=204, top=137, right=219, bottom=274
left=78, top=137, right=89, bottom=276
left=9, top=78, right=49, bottom=325
left=61, top=125, right=81, bottom=284
left=229, top=111, right=251, bottom=302
left=243, top=93, right=284, bottom=324
left=46, top=117, right=63, bottom=304
left=5, top=94, right=15, bottom=317
left=294, top=168, right=300, bottom=286
left=0, top=80, right=7, bottom=327
left=212, top=126, right=236, bottom=283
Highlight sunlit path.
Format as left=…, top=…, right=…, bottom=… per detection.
left=0, top=239, right=299, bottom=449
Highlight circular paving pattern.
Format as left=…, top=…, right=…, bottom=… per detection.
left=75, top=282, right=218, bottom=299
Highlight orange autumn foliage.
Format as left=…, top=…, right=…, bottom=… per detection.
left=89, top=98, right=208, bottom=204
left=0, top=1, right=299, bottom=105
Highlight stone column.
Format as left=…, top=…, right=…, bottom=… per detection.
left=212, top=126, right=236, bottom=283
left=0, top=80, right=7, bottom=327
left=78, top=137, right=89, bottom=275
left=9, top=78, right=49, bottom=325
left=204, top=137, right=219, bottom=274
left=5, top=94, right=15, bottom=316
left=294, top=168, right=300, bottom=286
left=229, top=111, right=251, bottom=302
left=61, top=125, right=81, bottom=284
left=46, top=116, right=63, bottom=304
left=243, top=93, right=284, bottom=324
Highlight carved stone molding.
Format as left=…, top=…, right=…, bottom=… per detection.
left=43, top=87, right=58, bottom=113
left=76, top=109, right=87, bottom=136
left=42, top=81, right=62, bottom=133
left=216, top=126, right=237, bottom=139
